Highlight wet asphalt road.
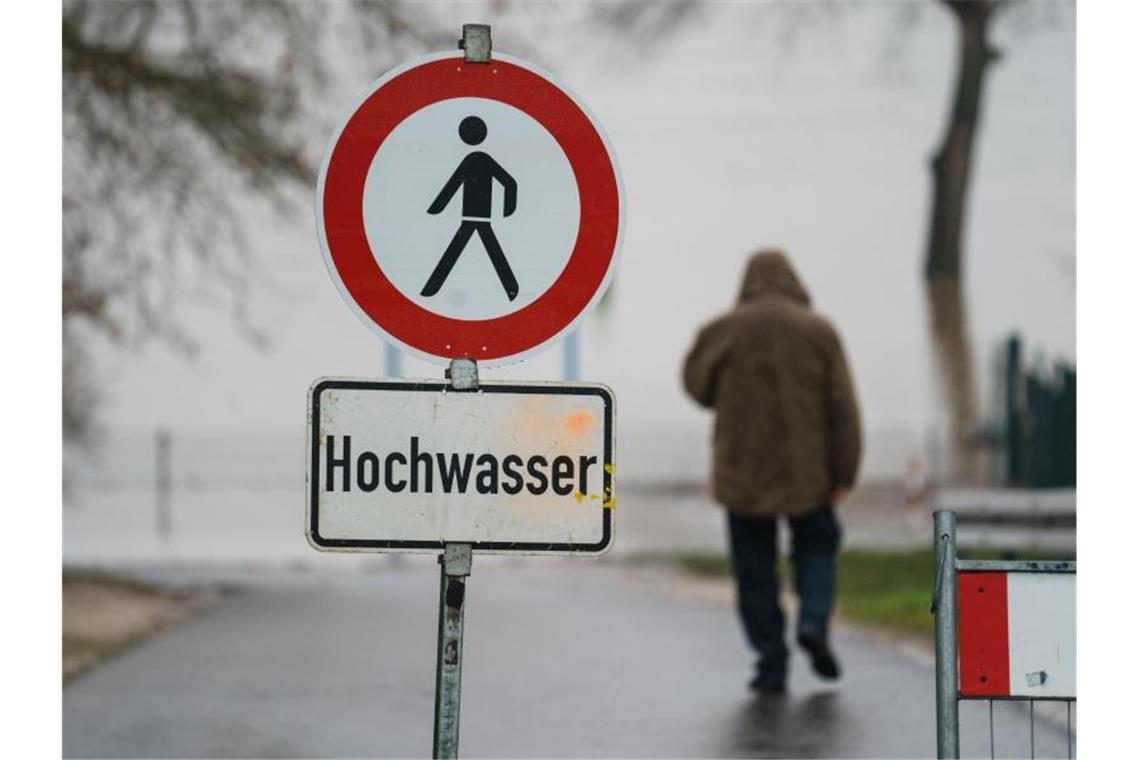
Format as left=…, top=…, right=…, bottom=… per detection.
left=63, top=561, right=1073, bottom=758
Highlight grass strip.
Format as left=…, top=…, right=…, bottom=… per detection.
left=632, top=546, right=1074, bottom=644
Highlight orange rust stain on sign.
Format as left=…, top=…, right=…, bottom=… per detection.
left=562, top=411, right=596, bottom=440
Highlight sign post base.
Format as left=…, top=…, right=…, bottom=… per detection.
left=433, top=542, right=472, bottom=759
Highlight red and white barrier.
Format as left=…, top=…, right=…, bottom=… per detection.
left=958, top=571, right=1076, bottom=699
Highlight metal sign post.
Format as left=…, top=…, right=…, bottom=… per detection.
left=433, top=542, right=472, bottom=758
left=431, top=35, right=485, bottom=755
left=431, top=32, right=485, bottom=759
left=433, top=357, right=479, bottom=758
left=932, top=509, right=960, bottom=759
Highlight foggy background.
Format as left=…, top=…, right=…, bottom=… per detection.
left=63, top=1, right=1074, bottom=563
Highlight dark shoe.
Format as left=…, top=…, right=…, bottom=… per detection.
left=797, top=631, right=841, bottom=680
left=748, top=670, right=787, bottom=695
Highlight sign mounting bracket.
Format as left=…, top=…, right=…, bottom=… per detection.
left=445, top=357, right=479, bottom=391
left=459, top=24, right=492, bottom=63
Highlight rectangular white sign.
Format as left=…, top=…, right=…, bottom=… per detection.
left=1006, top=572, right=1076, bottom=698
left=306, top=378, right=615, bottom=555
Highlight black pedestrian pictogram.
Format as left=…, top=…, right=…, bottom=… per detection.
left=422, top=116, right=520, bottom=300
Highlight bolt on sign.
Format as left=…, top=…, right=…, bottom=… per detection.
left=307, top=379, right=615, bottom=554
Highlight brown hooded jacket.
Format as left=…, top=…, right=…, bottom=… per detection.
left=682, top=250, right=862, bottom=518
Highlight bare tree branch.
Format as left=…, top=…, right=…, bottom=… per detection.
left=62, top=0, right=440, bottom=441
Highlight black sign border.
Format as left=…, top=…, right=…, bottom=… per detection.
left=308, top=379, right=614, bottom=554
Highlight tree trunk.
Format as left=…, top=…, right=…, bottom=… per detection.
left=926, top=278, right=984, bottom=483
left=924, top=1, right=1004, bottom=484
left=925, top=0, right=1000, bottom=279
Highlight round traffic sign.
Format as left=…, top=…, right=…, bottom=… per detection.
left=316, top=51, right=624, bottom=366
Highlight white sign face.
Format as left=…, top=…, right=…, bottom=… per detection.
left=306, top=379, right=615, bottom=555
left=1006, top=573, right=1076, bottom=698
left=363, top=97, right=580, bottom=321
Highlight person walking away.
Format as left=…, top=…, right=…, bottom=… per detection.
left=682, top=249, right=862, bottom=695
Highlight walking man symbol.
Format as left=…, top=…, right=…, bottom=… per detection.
left=422, top=116, right=520, bottom=301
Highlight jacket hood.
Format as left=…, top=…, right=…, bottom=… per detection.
left=737, top=249, right=811, bottom=307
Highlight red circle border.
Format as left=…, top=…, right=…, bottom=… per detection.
left=320, top=54, right=621, bottom=362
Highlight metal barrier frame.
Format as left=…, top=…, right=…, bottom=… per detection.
left=932, top=509, right=1076, bottom=758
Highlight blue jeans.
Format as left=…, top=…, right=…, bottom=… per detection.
left=727, top=505, right=842, bottom=678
